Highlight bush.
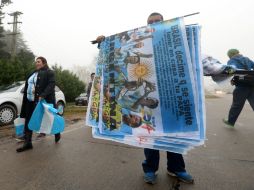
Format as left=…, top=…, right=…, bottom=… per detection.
left=52, top=65, right=86, bottom=102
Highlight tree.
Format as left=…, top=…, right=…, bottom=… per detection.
left=0, top=0, right=35, bottom=86
left=0, top=0, right=86, bottom=103
left=16, top=49, right=35, bottom=78
left=0, top=26, right=10, bottom=59
left=2, top=30, right=30, bottom=55
left=0, top=51, right=35, bottom=86
left=1, top=0, right=12, bottom=5
left=52, top=65, right=86, bottom=102
left=0, top=0, right=12, bottom=59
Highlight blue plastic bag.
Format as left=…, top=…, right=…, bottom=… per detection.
left=14, top=117, right=25, bottom=137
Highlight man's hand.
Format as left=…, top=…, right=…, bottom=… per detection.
left=39, top=97, right=44, bottom=101
left=223, top=66, right=235, bottom=75
left=230, top=79, right=236, bottom=86
left=96, top=35, right=106, bottom=43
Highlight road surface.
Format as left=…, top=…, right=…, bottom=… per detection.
left=0, top=95, right=253, bottom=190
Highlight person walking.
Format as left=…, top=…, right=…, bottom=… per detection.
left=87, top=72, right=95, bottom=102
left=95, top=12, right=194, bottom=185
left=223, top=49, right=254, bottom=128
left=16, top=57, right=61, bottom=153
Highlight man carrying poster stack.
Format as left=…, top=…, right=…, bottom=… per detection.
left=96, top=12, right=194, bottom=185
left=223, top=49, right=254, bottom=128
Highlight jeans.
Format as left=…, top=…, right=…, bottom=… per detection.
left=228, top=86, right=254, bottom=125
left=142, top=148, right=186, bottom=173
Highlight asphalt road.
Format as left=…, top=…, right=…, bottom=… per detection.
left=0, top=95, right=253, bottom=190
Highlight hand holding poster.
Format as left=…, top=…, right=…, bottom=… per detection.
left=86, top=17, right=206, bottom=154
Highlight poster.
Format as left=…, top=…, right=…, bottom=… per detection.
left=86, top=17, right=205, bottom=153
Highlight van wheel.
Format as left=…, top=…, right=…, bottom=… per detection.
left=56, top=101, right=65, bottom=116
left=0, top=104, right=17, bottom=126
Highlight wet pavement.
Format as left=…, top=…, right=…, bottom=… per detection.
left=0, top=95, right=253, bottom=190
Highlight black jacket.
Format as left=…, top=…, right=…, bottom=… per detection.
left=20, top=67, right=56, bottom=118
left=87, top=81, right=93, bottom=100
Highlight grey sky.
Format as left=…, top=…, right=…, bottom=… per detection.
left=3, top=0, right=254, bottom=69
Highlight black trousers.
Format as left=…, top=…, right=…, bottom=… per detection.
left=24, top=101, right=60, bottom=143
left=228, top=86, right=254, bottom=125
left=142, top=148, right=186, bottom=173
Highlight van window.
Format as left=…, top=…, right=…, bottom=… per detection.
left=55, top=86, right=60, bottom=92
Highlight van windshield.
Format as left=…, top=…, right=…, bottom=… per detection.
left=0, top=82, right=24, bottom=93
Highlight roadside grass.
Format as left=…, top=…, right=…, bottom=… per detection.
left=64, top=102, right=87, bottom=120
left=205, top=94, right=220, bottom=99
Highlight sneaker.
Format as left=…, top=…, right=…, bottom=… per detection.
left=144, top=172, right=157, bottom=185
left=222, top=118, right=234, bottom=129
left=167, top=171, right=194, bottom=184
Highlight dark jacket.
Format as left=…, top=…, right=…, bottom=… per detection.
left=227, top=55, right=254, bottom=86
left=20, top=67, right=56, bottom=118
left=87, top=81, right=93, bottom=100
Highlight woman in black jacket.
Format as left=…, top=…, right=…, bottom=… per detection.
left=16, top=57, right=61, bottom=153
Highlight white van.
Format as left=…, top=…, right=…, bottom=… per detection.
left=0, top=81, right=66, bottom=126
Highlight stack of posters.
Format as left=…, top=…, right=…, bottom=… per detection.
left=86, top=17, right=205, bottom=154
